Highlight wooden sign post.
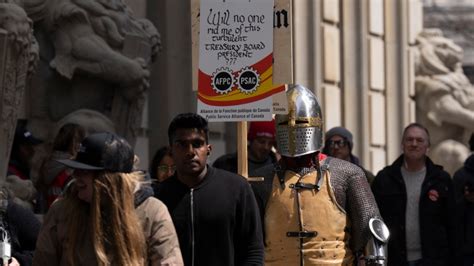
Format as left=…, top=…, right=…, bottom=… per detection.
left=237, top=121, right=248, bottom=178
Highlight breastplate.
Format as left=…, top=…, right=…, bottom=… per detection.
left=264, top=168, right=354, bottom=266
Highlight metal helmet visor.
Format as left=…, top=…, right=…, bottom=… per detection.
left=275, top=85, right=324, bottom=157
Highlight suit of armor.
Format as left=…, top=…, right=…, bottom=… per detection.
left=252, top=85, right=388, bottom=266
left=254, top=156, right=382, bottom=265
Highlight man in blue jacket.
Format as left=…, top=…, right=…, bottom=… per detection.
left=372, top=123, right=458, bottom=266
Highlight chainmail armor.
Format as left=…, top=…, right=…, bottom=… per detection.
left=251, top=156, right=381, bottom=253
left=325, top=157, right=381, bottom=252
left=294, top=166, right=316, bottom=176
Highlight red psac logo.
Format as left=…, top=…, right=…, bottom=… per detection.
left=428, top=189, right=439, bottom=202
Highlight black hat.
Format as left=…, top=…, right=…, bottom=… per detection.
left=14, top=127, right=43, bottom=146
left=57, top=132, right=134, bottom=173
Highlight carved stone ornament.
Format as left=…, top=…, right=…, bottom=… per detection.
left=414, top=29, right=474, bottom=175
left=0, top=2, right=39, bottom=181
left=19, top=0, right=161, bottom=146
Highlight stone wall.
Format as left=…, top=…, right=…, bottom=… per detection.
left=147, top=0, right=423, bottom=174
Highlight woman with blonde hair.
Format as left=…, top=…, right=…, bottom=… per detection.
left=33, top=132, right=183, bottom=266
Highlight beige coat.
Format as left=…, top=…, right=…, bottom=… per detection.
left=33, top=197, right=183, bottom=266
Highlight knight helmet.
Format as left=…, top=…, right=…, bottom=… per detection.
left=275, top=84, right=324, bottom=157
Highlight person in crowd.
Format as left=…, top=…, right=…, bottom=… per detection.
left=453, top=133, right=474, bottom=266
left=0, top=188, right=41, bottom=266
left=155, top=113, right=264, bottom=266
left=252, top=85, right=388, bottom=265
left=36, top=123, right=86, bottom=213
left=323, top=126, right=375, bottom=183
left=213, top=120, right=279, bottom=176
left=8, top=124, right=43, bottom=180
left=149, top=146, right=175, bottom=194
left=33, top=132, right=183, bottom=266
left=372, top=123, right=458, bottom=266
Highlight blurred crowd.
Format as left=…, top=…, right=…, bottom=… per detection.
left=3, top=108, right=473, bottom=265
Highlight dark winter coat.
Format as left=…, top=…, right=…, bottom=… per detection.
left=212, top=151, right=278, bottom=177
left=1, top=200, right=41, bottom=266
left=155, top=166, right=264, bottom=266
left=372, top=155, right=458, bottom=266
left=453, top=154, right=474, bottom=256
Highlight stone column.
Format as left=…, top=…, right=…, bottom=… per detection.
left=341, top=0, right=368, bottom=162
left=385, top=0, right=408, bottom=163
left=124, top=0, right=150, bottom=168
left=292, top=0, right=321, bottom=95
left=0, top=3, right=37, bottom=182
left=147, top=0, right=195, bottom=156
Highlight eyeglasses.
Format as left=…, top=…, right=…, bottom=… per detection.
left=327, top=140, right=348, bottom=148
left=158, top=165, right=176, bottom=174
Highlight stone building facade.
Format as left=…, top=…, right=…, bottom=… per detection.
left=0, top=0, right=423, bottom=176
left=147, top=0, right=423, bottom=174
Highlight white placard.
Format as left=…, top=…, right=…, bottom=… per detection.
left=197, top=0, right=277, bottom=122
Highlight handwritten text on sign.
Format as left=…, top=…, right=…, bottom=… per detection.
left=198, top=0, right=277, bottom=122
left=205, top=9, right=266, bottom=66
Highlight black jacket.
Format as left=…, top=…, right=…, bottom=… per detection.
left=2, top=201, right=41, bottom=266
left=155, top=166, right=264, bottom=266
left=453, top=154, right=474, bottom=256
left=372, top=155, right=458, bottom=266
